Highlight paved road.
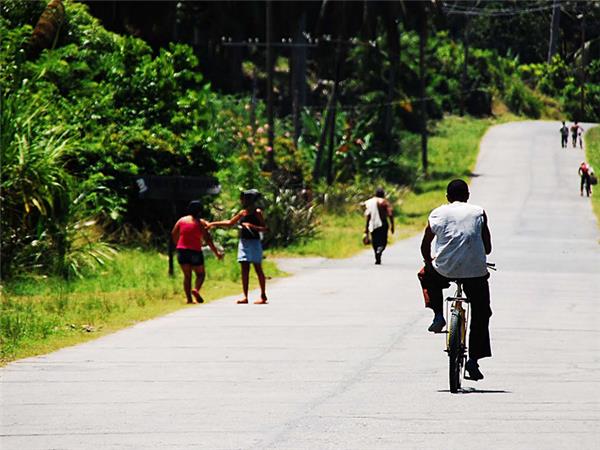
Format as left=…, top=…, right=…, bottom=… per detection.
left=2, top=121, right=599, bottom=449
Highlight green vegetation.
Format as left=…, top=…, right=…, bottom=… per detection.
left=520, top=56, right=600, bottom=122
left=1, top=251, right=283, bottom=363
left=275, top=115, right=510, bottom=259
left=585, top=127, right=600, bottom=225
left=2, top=1, right=593, bottom=362
left=0, top=0, right=574, bottom=281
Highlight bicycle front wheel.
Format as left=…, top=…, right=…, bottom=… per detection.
left=448, top=311, right=464, bottom=393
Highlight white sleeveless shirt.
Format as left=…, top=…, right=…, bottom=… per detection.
left=429, top=201, right=488, bottom=279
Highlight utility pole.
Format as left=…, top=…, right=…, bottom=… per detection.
left=579, top=5, right=586, bottom=120
left=459, top=18, right=470, bottom=116
left=384, top=12, right=400, bottom=155
left=266, top=0, right=275, bottom=169
left=292, top=12, right=307, bottom=147
left=249, top=65, right=258, bottom=158
left=418, top=8, right=428, bottom=175
left=547, top=0, right=560, bottom=63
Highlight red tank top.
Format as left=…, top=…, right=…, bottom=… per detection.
left=176, top=217, right=204, bottom=251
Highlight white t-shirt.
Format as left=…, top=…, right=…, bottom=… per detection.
left=429, top=201, right=488, bottom=279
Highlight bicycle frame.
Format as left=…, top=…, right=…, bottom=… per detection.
left=445, top=282, right=470, bottom=392
left=445, top=283, right=470, bottom=352
left=443, top=263, right=495, bottom=393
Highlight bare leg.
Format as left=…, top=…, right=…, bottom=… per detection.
left=237, top=262, right=250, bottom=303
left=179, top=264, right=193, bottom=303
left=192, top=266, right=205, bottom=303
left=253, top=263, right=267, bottom=304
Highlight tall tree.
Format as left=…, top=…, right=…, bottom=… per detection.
left=547, top=0, right=561, bottom=62
left=383, top=4, right=401, bottom=155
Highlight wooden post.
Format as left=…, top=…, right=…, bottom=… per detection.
left=168, top=203, right=176, bottom=277
left=580, top=7, right=586, bottom=119
left=292, top=12, right=307, bottom=147
left=460, top=18, right=470, bottom=117
left=419, top=10, right=428, bottom=175
left=266, top=1, right=275, bottom=168
left=547, top=0, right=560, bottom=63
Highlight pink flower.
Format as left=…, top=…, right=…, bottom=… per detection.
left=266, top=146, right=273, bottom=152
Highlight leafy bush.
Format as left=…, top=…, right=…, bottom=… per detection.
left=0, top=0, right=220, bottom=278
left=504, top=76, right=542, bottom=119
left=518, top=55, right=600, bottom=122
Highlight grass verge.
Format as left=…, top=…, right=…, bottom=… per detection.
left=585, top=126, right=600, bottom=226
left=0, top=250, right=283, bottom=364
left=0, top=113, right=514, bottom=364
left=273, top=114, right=517, bottom=259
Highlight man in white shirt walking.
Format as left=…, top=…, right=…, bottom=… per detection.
left=418, top=179, right=493, bottom=381
left=364, top=188, right=394, bottom=265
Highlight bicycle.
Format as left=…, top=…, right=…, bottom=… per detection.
left=444, top=263, right=495, bottom=393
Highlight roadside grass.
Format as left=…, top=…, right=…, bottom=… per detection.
left=273, top=114, right=514, bottom=259
left=0, top=250, right=283, bottom=364
left=585, top=126, right=600, bottom=226
left=270, top=212, right=366, bottom=259
left=0, top=113, right=513, bottom=364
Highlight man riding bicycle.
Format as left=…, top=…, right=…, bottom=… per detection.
left=418, top=179, right=493, bottom=381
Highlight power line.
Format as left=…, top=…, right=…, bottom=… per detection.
left=299, top=86, right=494, bottom=113
left=220, top=35, right=380, bottom=49
left=442, top=1, right=556, bottom=17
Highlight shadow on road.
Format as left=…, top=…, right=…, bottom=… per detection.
left=437, top=388, right=511, bottom=394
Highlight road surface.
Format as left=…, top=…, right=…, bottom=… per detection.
left=2, top=121, right=599, bottom=449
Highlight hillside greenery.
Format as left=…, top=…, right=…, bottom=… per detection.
left=2, top=0, right=579, bottom=282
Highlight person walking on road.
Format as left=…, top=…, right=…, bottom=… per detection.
left=172, top=200, right=224, bottom=304
left=579, top=161, right=593, bottom=197
left=571, top=121, right=580, bottom=148
left=560, top=121, right=569, bottom=148
left=577, top=125, right=584, bottom=149
left=418, top=179, right=493, bottom=381
left=209, top=189, right=268, bottom=304
left=364, top=187, right=394, bottom=265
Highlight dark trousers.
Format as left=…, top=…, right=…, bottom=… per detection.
left=418, top=265, right=492, bottom=360
left=371, top=226, right=388, bottom=263
left=561, top=134, right=568, bottom=148
left=581, top=174, right=591, bottom=194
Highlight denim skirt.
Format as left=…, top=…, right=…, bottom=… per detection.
left=237, top=238, right=263, bottom=263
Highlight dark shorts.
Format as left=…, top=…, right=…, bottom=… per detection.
left=177, top=249, right=204, bottom=266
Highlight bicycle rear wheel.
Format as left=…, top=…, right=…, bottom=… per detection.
left=448, top=311, right=464, bottom=393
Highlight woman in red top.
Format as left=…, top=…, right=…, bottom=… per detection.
left=171, top=201, right=223, bottom=304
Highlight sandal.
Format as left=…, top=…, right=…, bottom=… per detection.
left=254, top=294, right=268, bottom=305
left=191, top=289, right=204, bottom=304
left=236, top=298, right=249, bottom=304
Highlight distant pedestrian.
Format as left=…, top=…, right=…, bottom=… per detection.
left=209, top=189, right=268, bottom=304
left=571, top=122, right=580, bottom=148
left=579, top=161, right=592, bottom=197
left=577, top=125, right=584, bottom=149
left=171, top=200, right=224, bottom=304
left=364, top=188, right=394, bottom=265
left=560, top=121, right=569, bottom=148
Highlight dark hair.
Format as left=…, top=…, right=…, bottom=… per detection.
left=446, top=179, right=469, bottom=202
left=240, top=189, right=260, bottom=207
left=375, top=187, right=385, bottom=198
left=187, top=200, right=202, bottom=218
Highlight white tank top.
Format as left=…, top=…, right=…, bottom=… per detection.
left=429, top=202, right=488, bottom=278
